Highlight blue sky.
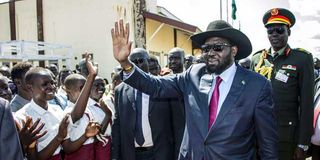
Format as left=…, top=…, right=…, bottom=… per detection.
left=157, top=0, right=320, bottom=56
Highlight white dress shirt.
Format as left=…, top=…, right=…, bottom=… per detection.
left=208, top=63, right=236, bottom=124
left=134, top=89, right=154, bottom=147
left=15, top=100, right=64, bottom=156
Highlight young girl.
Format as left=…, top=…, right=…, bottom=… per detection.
left=66, top=54, right=112, bottom=160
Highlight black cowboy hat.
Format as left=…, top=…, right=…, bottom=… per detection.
left=191, top=20, right=252, bottom=60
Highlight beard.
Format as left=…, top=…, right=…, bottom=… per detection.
left=205, top=51, right=233, bottom=74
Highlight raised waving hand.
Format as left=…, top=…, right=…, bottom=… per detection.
left=111, top=20, right=132, bottom=68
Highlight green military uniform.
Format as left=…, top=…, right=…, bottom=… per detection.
left=251, top=45, right=314, bottom=159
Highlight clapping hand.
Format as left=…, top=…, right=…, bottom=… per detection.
left=15, top=116, right=47, bottom=150
left=56, top=114, right=70, bottom=142
left=85, top=121, right=101, bottom=138
left=99, top=98, right=112, bottom=119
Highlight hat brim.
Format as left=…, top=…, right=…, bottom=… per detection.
left=265, top=21, right=289, bottom=26
left=191, top=28, right=252, bottom=60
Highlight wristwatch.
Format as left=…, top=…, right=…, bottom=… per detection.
left=123, top=64, right=133, bottom=72
left=297, top=144, right=309, bottom=151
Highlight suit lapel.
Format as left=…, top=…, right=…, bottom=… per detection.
left=125, top=85, right=136, bottom=111
left=198, top=66, right=211, bottom=107
left=206, top=66, right=248, bottom=136
left=197, top=66, right=213, bottom=138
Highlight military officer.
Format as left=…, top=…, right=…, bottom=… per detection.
left=251, top=8, right=314, bottom=160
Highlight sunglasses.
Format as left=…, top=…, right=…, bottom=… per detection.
left=201, top=43, right=231, bottom=53
left=267, top=27, right=286, bottom=34
left=132, top=58, right=147, bottom=64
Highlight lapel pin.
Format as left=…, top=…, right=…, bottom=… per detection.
left=241, top=80, right=246, bottom=85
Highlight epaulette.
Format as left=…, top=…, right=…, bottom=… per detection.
left=294, top=48, right=311, bottom=54
left=253, top=49, right=268, bottom=56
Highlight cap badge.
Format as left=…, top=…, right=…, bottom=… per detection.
left=271, top=8, right=279, bottom=16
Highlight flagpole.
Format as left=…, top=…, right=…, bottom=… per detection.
left=220, top=0, right=222, bottom=20
left=226, top=0, right=229, bottom=23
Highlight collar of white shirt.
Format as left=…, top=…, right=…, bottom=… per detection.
left=30, top=99, right=63, bottom=116
left=88, top=98, right=97, bottom=106
left=30, top=99, right=49, bottom=115
left=212, top=62, right=237, bottom=83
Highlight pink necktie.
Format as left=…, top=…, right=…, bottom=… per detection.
left=209, top=76, right=222, bottom=128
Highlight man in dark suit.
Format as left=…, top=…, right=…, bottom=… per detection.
left=0, top=97, right=24, bottom=159
left=111, top=20, right=278, bottom=159
left=167, top=47, right=186, bottom=159
left=111, top=48, right=175, bottom=160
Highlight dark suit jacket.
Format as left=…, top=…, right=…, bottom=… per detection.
left=0, top=97, right=24, bottom=160
left=168, top=97, right=185, bottom=159
left=124, top=63, right=278, bottom=160
left=111, top=83, right=175, bottom=160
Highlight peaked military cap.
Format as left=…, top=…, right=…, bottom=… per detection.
left=263, top=8, right=296, bottom=27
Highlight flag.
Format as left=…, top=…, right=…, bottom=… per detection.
left=232, top=0, right=237, bottom=20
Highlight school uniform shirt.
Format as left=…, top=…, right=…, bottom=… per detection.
left=87, top=98, right=106, bottom=126
left=64, top=101, right=95, bottom=145
left=10, top=94, right=30, bottom=112
left=87, top=98, right=112, bottom=146
left=48, top=93, right=68, bottom=110
left=14, top=99, right=65, bottom=156
left=102, top=93, right=115, bottom=136
left=64, top=98, right=108, bottom=144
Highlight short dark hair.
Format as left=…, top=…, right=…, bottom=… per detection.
left=11, top=62, right=33, bottom=82
left=112, top=71, right=121, bottom=82
left=25, top=67, right=50, bottom=85
left=57, top=68, right=72, bottom=86
left=64, top=74, right=86, bottom=90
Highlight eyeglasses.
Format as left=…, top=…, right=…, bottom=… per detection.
left=201, top=43, right=231, bottom=53
left=267, top=27, right=285, bottom=34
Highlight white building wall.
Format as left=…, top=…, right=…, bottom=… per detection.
left=0, top=0, right=135, bottom=81
left=15, top=0, right=37, bottom=41
left=43, top=0, right=135, bottom=80
left=0, top=4, right=10, bottom=41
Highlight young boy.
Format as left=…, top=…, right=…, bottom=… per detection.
left=10, top=62, right=33, bottom=112
left=14, top=67, right=69, bottom=160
